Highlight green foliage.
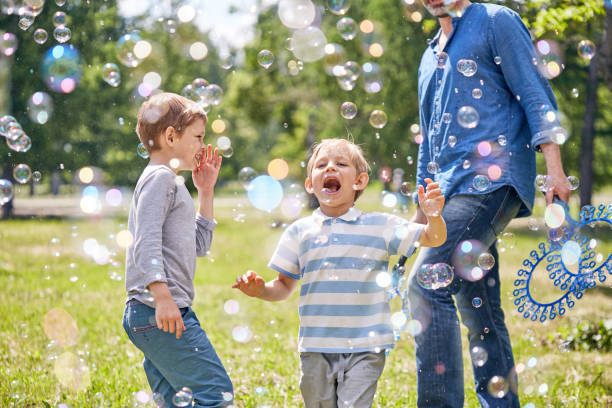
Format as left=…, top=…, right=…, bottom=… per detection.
left=553, top=319, right=612, bottom=352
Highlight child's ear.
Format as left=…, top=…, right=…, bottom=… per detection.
left=164, top=126, right=176, bottom=146
left=353, top=172, right=369, bottom=191
left=305, top=177, right=314, bottom=194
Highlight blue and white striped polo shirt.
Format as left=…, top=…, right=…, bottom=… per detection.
left=268, top=206, right=424, bottom=353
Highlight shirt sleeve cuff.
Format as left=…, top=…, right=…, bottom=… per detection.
left=196, top=214, right=217, bottom=231
left=143, top=269, right=167, bottom=289
left=532, top=127, right=568, bottom=151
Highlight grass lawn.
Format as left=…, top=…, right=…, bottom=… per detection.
left=1, top=187, right=611, bottom=407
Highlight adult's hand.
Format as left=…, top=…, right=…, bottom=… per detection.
left=540, top=142, right=570, bottom=204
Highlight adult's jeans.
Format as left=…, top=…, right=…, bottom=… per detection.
left=123, top=301, right=233, bottom=407
left=408, top=186, right=522, bottom=408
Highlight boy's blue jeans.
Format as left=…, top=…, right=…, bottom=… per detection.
left=122, top=301, right=233, bottom=407
left=408, top=186, right=522, bottom=408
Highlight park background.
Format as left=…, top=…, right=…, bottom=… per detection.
left=1, top=0, right=612, bottom=406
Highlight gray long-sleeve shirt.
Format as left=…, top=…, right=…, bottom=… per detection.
left=125, top=164, right=215, bottom=308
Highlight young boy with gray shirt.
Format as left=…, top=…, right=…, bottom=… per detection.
left=122, top=93, right=233, bottom=407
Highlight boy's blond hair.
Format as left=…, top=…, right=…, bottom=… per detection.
left=307, top=138, right=371, bottom=200
left=136, top=92, right=207, bottom=153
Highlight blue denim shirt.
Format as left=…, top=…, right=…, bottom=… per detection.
left=416, top=3, right=563, bottom=217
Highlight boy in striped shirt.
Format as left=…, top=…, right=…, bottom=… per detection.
left=233, top=138, right=446, bottom=407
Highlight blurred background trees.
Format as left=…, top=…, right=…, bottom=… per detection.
left=0, top=0, right=610, bottom=203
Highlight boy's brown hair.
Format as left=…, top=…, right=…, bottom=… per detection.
left=307, top=138, right=371, bottom=200
left=136, top=92, right=207, bottom=153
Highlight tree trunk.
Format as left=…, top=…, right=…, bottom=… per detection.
left=579, top=53, right=598, bottom=207
left=601, top=5, right=612, bottom=92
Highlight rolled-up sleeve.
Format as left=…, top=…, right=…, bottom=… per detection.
left=488, top=7, right=563, bottom=151
left=195, top=214, right=216, bottom=257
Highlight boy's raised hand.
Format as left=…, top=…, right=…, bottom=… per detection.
left=193, top=144, right=222, bottom=193
left=418, top=178, right=445, bottom=218
left=232, top=270, right=265, bottom=298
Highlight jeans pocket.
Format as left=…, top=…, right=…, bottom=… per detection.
left=132, top=324, right=157, bottom=334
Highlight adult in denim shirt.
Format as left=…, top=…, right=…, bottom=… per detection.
left=408, top=1, right=570, bottom=407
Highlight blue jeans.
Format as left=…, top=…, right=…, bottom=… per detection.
left=408, top=187, right=522, bottom=408
left=122, top=301, right=233, bottom=407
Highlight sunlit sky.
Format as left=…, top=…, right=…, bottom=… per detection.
left=118, top=0, right=279, bottom=53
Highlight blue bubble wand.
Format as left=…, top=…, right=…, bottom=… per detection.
left=513, top=199, right=612, bottom=322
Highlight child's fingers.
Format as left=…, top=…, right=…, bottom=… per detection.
left=426, top=189, right=442, bottom=199
left=417, top=184, right=426, bottom=203
left=424, top=177, right=433, bottom=184
left=207, top=144, right=213, bottom=162
left=175, top=319, right=184, bottom=339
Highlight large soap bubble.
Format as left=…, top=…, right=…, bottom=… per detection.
left=278, top=0, right=316, bottom=29
left=292, top=26, right=327, bottom=62
left=41, top=44, right=82, bottom=93
left=116, top=31, right=144, bottom=68
left=247, top=175, right=283, bottom=211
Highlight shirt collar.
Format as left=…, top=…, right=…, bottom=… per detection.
left=427, top=3, right=476, bottom=51
left=312, top=206, right=363, bottom=223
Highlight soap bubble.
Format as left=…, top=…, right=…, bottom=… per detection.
left=172, top=387, right=193, bottom=407
left=257, top=49, right=274, bottom=69
left=0, top=179, right=14, bottom=204
left=328, top=0, right=349, bottom=15
left=369, top=110, right=387, bottom=129
left=116, top=32, right=144, bottom=68
left=323, top=43, right=345, bottom=75
left=224, top=299, right=240, bottom=315
left=340, top=102, right=357, bottom=119
left=471, top=346, right=488, bottom=366
left=232, top=325, right=253, bottom=342
left=291, top=26, right=327, bottom=62
left=336, top=17, right=357, bottom=40
left=200, top=84, right=224, bottom=106
left=53, top=11, right=67, bottom=27
left=472, top=297, right=483, bottom=308
left=33, top=28, right=48, bottom=44
left=238, top=167, right=257, bottom=189
left=217, top=136, right=231, bottom=151
left=571, top=88, right=579, bottom=98
left=53, top=26, right=71, bottom=43
left=248, top=175, right=283, bottom=211
left=477, top=252, right=495, bottom=271
left=28, top=91, right=53, bottom=124
left=41, top=44, right=82, bottom=94
left=472, top=88, right=482, bottom=99
left=534, top=174, right=551, bottom=192
left=32, top=171, right=42, bottom=182
left=457, top=106, right=479, bottom=128
left=102, top=63, right=120, bottom=87
left=432, top=263, right=453, bottom=288
left=416, top=264, right=436, bottom=289
left=278, top=0, right=316, bottom=29
left=472, top=175, right=490, bottom=192
left=527, top=217, right=539, bottom=231
left=437, top=52, right=448, bottom=68
left=497, top=232, right=515, bottom=252
left=19, top=15, right=35, bottom=31
left=448, top=135, right=457, bottom=147
left=13, top=164, right=32, bottom=184
left=577, top=40, right=595, bottom=60
left=561, top=240, right=581, bottom=266
left=544, top=203, right=565, bottom=229
left=487, top=376, right=509, bottom=398
left=462, top=160, right=471, bottom=170
left=376, top=271, right=391, bottom=287
left=494, top=56, right=502, bottom=64
left=267, top=158, right=289, bottom=180
left=400, top=182, right=411, bottom=196
left=567, top=175, right=579, bottom=190
left=452, top=239, right=488, bottom=281
left=6, top=133, right=32, bottom=152
left=0, top=115, right=17, bottom=136
left=362, top=62, right=382, bottom=93
left=497, top=135, right=507, bottom=146
left=421, top=198, right=440, bottom=217
left=1, top=32, right=18, bottom=56
left=137, top=143, right=149, bottom=159
left=457, top=59, right=477, bottom=76
left=426, top=161, right=440, bottom=175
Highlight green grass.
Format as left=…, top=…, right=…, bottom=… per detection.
left=1, top=188, right=612, bottom=407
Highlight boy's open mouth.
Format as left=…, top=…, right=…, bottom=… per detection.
left=194, top=151, right=203, bottom=167
left=322, top=175, right=341, bottom=194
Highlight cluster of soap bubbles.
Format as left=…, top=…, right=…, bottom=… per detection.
left=1, top=114, right=32, bottom=152
left=416, top=263, right=454, bottom=290
left=181, top=78, right=224, bottom=111
left=534, top=174, right=580, bottom=193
